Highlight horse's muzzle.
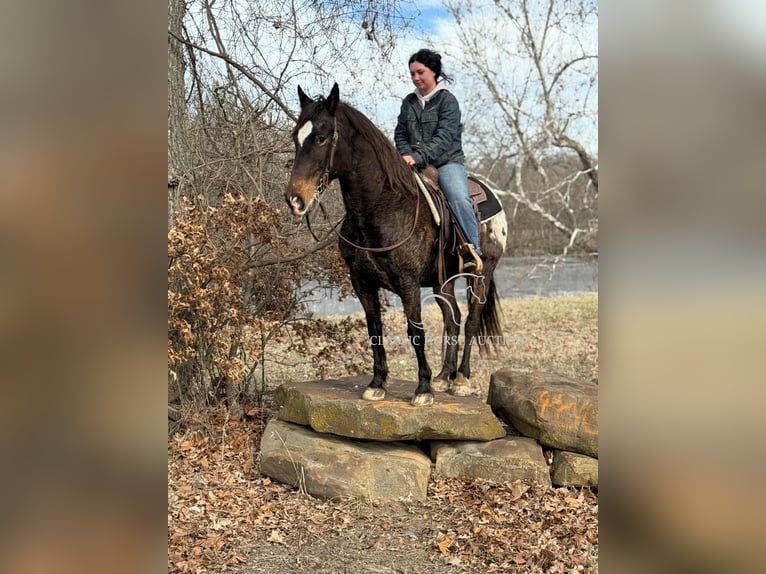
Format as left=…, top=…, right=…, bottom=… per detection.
left=286, top=193, right=314, bottom=217
left=286, top=176, right=319, bottom=217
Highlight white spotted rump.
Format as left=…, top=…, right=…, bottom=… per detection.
left=483, top=211, right=508, bottom=251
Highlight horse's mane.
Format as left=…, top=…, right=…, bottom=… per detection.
left=337, top=102, right=417, bottom=196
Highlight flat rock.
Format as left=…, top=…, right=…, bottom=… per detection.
left=275, top=376, right=506, bottom=442
left=551, top=451, right=599, bottom=487
left=431, top=436, right=552, bottom=487
left=259, top=419, right=431, bottom=502
left=488, top=369, right=598, bottom=457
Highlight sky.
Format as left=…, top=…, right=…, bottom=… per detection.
left=400, top=0, right=452, bottom=32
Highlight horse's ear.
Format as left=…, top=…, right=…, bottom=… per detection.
left=297, top=85, right=312, bottom=108
left=326, top=83, right=339, bottom=115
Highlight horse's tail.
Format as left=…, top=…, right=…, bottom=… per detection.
left=477, top=280, right=503, bottom=356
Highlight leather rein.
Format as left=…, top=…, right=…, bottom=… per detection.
left=309, top=117, right=421, bottom=254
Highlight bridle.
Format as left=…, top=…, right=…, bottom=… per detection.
left=308, top=116, right=421, bottom=254
left=316, top=117, right=339, bottom=198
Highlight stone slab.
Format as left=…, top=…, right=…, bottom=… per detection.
left=488, top=369, right=598, bottom=457
left=259, top=419, right=431, bottom=502
left=431, top=436, right=552, bottom=487
left=551, top=451, right=599, bottom=487
left=275, top=376, right=506, bottom=442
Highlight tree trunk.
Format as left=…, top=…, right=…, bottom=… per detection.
left=168, top=0, right=190, bottom=222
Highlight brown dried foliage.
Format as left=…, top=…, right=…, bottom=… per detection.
left=168, top=410, right=598, bottom=574
left=168, top=194, right=290, bottom=408
left=167, top=191, right=356, bottom=421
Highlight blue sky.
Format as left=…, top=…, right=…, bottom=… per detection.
left=399, top=1, right=451, bottom=33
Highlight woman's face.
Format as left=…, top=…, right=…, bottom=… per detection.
left=409, top=61, right=437, bottom=95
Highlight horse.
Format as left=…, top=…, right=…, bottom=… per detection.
left=285, top=83, right=507, bottom=406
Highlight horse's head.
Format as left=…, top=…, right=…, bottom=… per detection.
left=285, top=83, right=340, bottom=217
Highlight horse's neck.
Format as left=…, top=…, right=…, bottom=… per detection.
left=337, top=143, right=414, bottom=222
left=338, top=171, right=413, bottom=223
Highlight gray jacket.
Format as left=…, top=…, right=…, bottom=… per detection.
left=394, top=89, right=465, bottom=168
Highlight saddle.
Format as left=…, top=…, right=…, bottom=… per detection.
left=415, top=165, right=503, bottom=281
left=418, top=165, right=503, bottom=223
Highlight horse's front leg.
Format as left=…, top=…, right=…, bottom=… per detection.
left=401, top=286, right=433, bottom=406
left=352, top=277, right=388, bottom=401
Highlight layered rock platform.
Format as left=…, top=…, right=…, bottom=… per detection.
left=259, top=371, right=598, bottom=501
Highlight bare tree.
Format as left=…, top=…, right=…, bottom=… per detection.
left=446, top=0, right=598, bottom=253
left=167, top=0, right=414, bottom=421
left=168, top=0, right=192, bottom=222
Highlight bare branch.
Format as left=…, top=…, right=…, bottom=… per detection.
left=247, top=233, right=338, bottom=269
left=167, top=29, right=298, bottom=122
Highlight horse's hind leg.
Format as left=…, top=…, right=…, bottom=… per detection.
left=352, top=278, right=388, bottom=401
left=454, top=275, right=488, bottom=397
left=400, top=286, right=433, bottom=406
left=431, top=281, right=461, bottom=392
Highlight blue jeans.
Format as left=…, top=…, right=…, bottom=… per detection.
left=437, top=162, right=482, bottom=256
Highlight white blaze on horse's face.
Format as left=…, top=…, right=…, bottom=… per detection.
left=296, top=120, right=313, bottom=148
left=287, top=119, right=320, bottom=217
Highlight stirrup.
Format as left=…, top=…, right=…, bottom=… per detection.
left=459, top=243, right=483, bottom=274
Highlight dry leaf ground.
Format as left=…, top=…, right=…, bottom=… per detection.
left=168, top=294, right=598, bottom=573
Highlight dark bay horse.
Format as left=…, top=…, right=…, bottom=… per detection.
left=285, top=83, right=507, bottom=406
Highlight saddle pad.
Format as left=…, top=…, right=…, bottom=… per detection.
left=414, top=171, right=441, bottom=225
left=468, top=176, right=503, bottom=222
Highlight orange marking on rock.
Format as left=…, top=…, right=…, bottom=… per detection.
left=537, top=390, right=598, bottom=438
left=556, top=401, right=576, bottom=415
left=538, top=390, right=553, bottom=417
left=579, top=403, right=598, bottom=436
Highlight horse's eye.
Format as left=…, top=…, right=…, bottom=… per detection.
left=315, top=135, right=327, bottom=145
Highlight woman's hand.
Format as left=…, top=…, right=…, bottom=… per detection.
left=402, top=154, right=416, bottom=167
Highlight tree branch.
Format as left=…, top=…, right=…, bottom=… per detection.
left=248, top=234, right=337, bottom=268
left=167, top=30, right=298, bottom=122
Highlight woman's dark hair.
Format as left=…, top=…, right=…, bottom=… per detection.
left=408, top=49, right=453, bottom=82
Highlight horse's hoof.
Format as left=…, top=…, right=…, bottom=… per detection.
left=450, top=384, right=473, bottom=397
left=450, top=374, right=480, bottom=397
left=431, top=378, right=450, bottom=392
left=411, top=392, right=434, bottom=407
left=362, top=387, right=386, bottom=401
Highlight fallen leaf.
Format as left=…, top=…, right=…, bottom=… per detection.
left=437, top=537, right=454, bottom=555
left=368, top=537, right=385, bottom=550
left=508, top=481, right=530, bottom=501
left=267, top=529, right=285, bottom=545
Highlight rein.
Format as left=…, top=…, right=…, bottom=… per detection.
left=311, top=119, right=421, bottom=254
left=334, top=185, right=421, bottom=253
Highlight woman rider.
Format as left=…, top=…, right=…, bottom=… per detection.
left=394, top=48, right=482, bottom=272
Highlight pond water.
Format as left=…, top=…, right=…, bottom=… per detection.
left=302, top=255, right=598, bottom=317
